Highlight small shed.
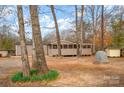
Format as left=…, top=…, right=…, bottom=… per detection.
left=106, top=48, right=121, bottom=57
left=0, top=49, right=15, bottom=57
left=0, top=50, right=8, bottom=57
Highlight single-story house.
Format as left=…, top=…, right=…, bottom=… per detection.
left=15, top=40, right=93, bottom=56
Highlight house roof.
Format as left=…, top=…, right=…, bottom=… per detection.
left=49, top=40, right=93, bottom=45
left=15, top=40, right=93, bottom=45
left=15, top=41, right=47, bottom=45
left=50, top=40, right=77, bottom=44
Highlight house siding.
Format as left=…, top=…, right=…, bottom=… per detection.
left=16, top=45, right=47, bottom=56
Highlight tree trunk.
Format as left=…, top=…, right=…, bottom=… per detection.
left=80, top=5, right=84, bottom=56
left=30, top=5, right=49, bottom=73
left=101, top=5, right=104, bottom=50
left=17, top=5, right=30, bottom=76
left=92, top=5, right=96, bottom=54
left=75, top=5, right=80, bottom=57
left=32, top=37, right=38, bottom=69
left=50, top=5, right=61, bottom=57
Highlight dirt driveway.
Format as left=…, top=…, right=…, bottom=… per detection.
left=0, top=56, right=124, bottom=87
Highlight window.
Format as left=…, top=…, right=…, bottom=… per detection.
left=74, top=44, right=77, bottom=48
left=53, top=45, right=57, bottom=49
left=83, top=45, right=86, bottom=48
left=49, top=45, right=52, bottom=49
left=61, top=45, right=62, bottom=49
left=69, top=45, right=73, bottom=49
left=87, top=45, right=91, bottom=48
left=63, top=44, right=67, bottom=49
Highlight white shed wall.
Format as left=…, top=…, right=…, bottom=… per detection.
left=0, top=51, right=8, bottom=57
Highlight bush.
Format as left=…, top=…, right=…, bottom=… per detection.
left=20, top=76, right=30, bottom=82
left=11, top=69, right=59, bottom=83
left=11, top=72, right=23, bottom=82
left=30, top=69, right=39, bottom=76
left=31, top=70, right=59, bottom=81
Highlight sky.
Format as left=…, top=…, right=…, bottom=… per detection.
left=0, top=5, right=122, bottom=40
left=0, top=5, right=78, bottom=39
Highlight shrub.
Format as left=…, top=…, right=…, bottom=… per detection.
left=20, top=76, right=30, bottom=82
left=31, top=70, right=59, bottom=82
left=30, top=75, right=43, bottom=82
left=11, top=69, right=59, bottom=83
left=42, top=70, right=59, bottom=81
left=11, top=72, right=23, bottom=82
left=30, top=69, right=39, bottom=76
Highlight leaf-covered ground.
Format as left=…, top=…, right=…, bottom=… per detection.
left=0, top=56, right=124, bottom=87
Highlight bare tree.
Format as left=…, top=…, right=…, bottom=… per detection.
left=75, top=5, right=80, bottom=57
left=50, top=5, right=61, bottom=57
left=80, top=5, right=84, bottom=56
left=101, top=5, right=104, bottom=50
left=30, top=5, right=49, bottom=73
left=91, top=5, right=96, bottom=54
left=32, top=37, right=38, bottom=69
left=17, top=5, right=30, bottom=76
